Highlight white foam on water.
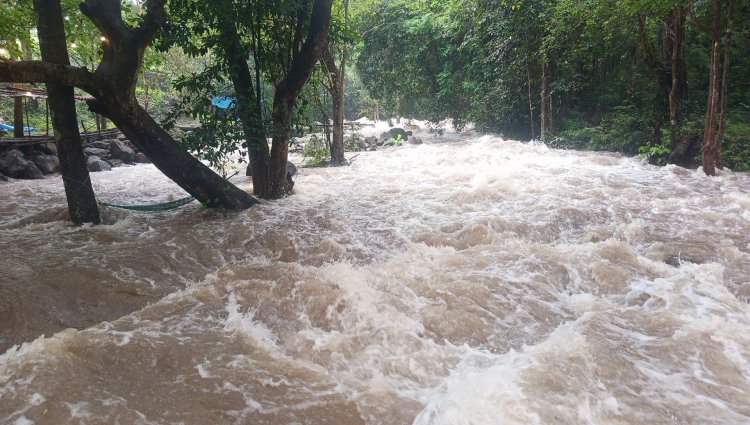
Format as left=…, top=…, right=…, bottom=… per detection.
left=2, top=124, right=750, bottom=424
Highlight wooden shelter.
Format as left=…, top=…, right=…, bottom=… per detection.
left=0, top=83, right=95, bottom=147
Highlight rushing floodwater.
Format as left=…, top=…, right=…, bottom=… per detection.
left=1, top=125, right=750, bottom=424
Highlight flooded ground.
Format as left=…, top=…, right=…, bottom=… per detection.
left=1, top=124, right=749, bottom=424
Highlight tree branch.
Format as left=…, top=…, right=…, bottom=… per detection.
left=277, top=0, right=333, bottom=101
left=0, top=60, right=100, bottom=96
left=79, top=0, right=130, bottom=43
left=320, top=42, right=338, bottom=91
left=135, top=0, right=169, bottom=47
left=687, top=1, right=712, bottom=34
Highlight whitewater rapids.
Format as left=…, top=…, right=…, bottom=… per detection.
left=1, top=126, right=749, bottom=424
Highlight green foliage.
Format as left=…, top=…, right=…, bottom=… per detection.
left=551, top=105, right=653, bottom=154
left=382, top=133, right=403, bottom=146
left=303, top=134, right=330, bottom=164
left=0, top=0, right=33, bottom=59
left=161, top=65, right=249, bottom=169
left=160, top=0, right=330, bottom=168
left=344, top=132, right=365, bottom=151
left=351, top=0, right=750, bottom=171
left=638, top=139, right=672, bottom=166
left=722, top=117, right=750, bottom=172
left=355, top=0, right=470, bottom=123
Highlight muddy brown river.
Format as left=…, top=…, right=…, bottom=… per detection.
left=1, top=125, right=749, bottom=424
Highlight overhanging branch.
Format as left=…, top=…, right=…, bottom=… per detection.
left=0, top=60, right=101, bottom=96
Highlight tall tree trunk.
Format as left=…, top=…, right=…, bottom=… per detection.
left=268, top=0, right=332, bottom=199
left=693, top=0, right=727, bottom=175
left=526, top=57, right=535, bottom=139
left=716, top=0, right=734, bottom=170
left=702, top=34, right=720, bottom=175
left=322, top=42, right=346, bottom=165
left=638, top=12, right=674, bottom=151
left=13, top=95, right=23, bottom=137
left=216, top=13, right=270, bottom=197
left=34, top=0, right=101, bottom=224
left=270, top=97, right=293, bottom=199
left=14, top=39, right=33, bottom=137
left=667, top=7, right=688, bottom=150
left=540, top=58, right=550, bottom=139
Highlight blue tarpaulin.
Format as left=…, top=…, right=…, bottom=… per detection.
left=0, top=123, right=37, bottom=132
left=211, top=96, right=235, bottom=109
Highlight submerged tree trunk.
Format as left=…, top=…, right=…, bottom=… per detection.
left=34, top=0, right=101, bottom=224
left=90, top=95, right=257, bottom=209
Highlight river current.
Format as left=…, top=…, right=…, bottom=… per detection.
left=1, top=124, right=749, bottom=424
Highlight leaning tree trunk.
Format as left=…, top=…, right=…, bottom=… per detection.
left=34, top=0, right=100, bottom=224
left=91, top=95, right=257, bottom=209
left=79, top=0, right=257, bottom=210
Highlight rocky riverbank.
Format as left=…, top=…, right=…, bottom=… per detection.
left=0, top=132, right=150, bottom=181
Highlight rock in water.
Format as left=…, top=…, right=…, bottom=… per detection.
left=287, top=161, right=297, bottom=178
left=22, top=163, right=44, bottom=179
left=408, top=137, right=423, bottom=145
left=84, top=147, right=110, bottom=158
left=87, top=156, right=112, bottom=172
left=107, top=159, right=124, bottom=168
left=379, top=127, right=409, bottom=142
left=134, top=152, right=150, bottom=163
left=0, top=149, right=31, bottom=178
left=109, top=140, right=136, bottom=163
left=31, top=154, right=60, bottom=174
left=89, top=140, right=111, bottom=150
